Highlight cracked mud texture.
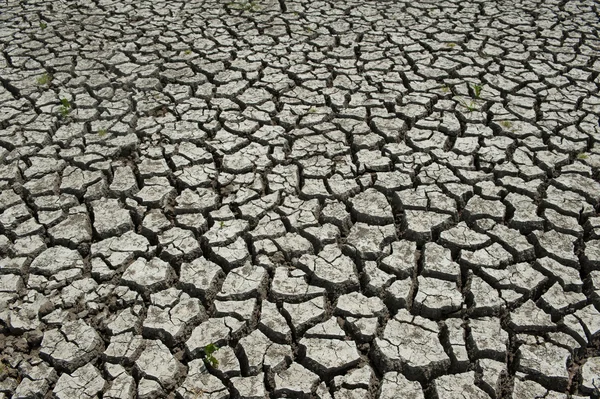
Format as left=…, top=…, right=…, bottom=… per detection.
left=0, top=0, right=600, bottom=398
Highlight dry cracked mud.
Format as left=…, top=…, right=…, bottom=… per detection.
left=0, top=0, right=600, bottom=398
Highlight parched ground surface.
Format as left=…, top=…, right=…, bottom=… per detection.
left=1, top=0, right=600, bottom=397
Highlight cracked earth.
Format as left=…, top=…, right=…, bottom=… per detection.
left=0, top=0, right=600, bottom=398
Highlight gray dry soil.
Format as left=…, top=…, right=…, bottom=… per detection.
left=1, top=0, right=600, bottom=398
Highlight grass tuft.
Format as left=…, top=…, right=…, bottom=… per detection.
left=37, top=73, right=52, bottom=86
left=59, top=98, right=71, bottom=118
left=472, top=83, right=484, bottom=98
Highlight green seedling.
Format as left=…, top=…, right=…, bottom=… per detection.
left=472, top=83, right=484, bottom=98
left=246, top=0, right=262, bottom=11
left=59, top=98, right=71, bottom=117
left=204, top=343, right=219, bottom=368
left=577, top=153, right=588, bottom=160
left=37, top=73, right=52, bottom=85
left=447, top=42, right=456, bottom=48
left=499, top=120, right=513, bottom=129
left=98, top=128, right=107, bottom=137
left=441, top=86, right=450, bottom=93
left=459, top=99, right=477, bottom=112
left=184, top=49, right=192, bottom=55
left=308, top=106, right=317, bottom=114
left=219, top=220, right=225, bottom=229
left=39, top=21, right=47, bottom=30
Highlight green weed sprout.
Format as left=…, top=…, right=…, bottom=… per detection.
left=204, top=343, right=219, bottom=368
left=459, top=99, right=477, bottom=113
left=37, top=73, right=52, bottom=86
left=59, top=98, right=71, bottom=118
left=472, top=83, right=484, bottom=98
left=39, top=21, right=47, bottom=30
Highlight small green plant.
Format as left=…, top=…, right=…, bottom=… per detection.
left=247, top=0, right=261, bottom=11
left=308, top=106, right=317, bottom=114
left=98, top=128, right=108, bottom=137
left=447, top=42, right=456, bottom=48
left=459, top=99, right=477, bottom=112
left=499, top=120, right=513, bottom=129
left=37, top=73, right=52, bottom=85
left=204, top=343, right=219, bottom=368
left=39, top=21, right=47, bottom=30
left=184, top=49, right=192, bottom=55
left=219, top=221, right=225, bottom=229
left=441, top=86, right=450, bottom=93
left=577, top=153, right=588, bottom=160
left=59, top=98, right=71, bottom=118
left=472, top=83, right=484, bottom=98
